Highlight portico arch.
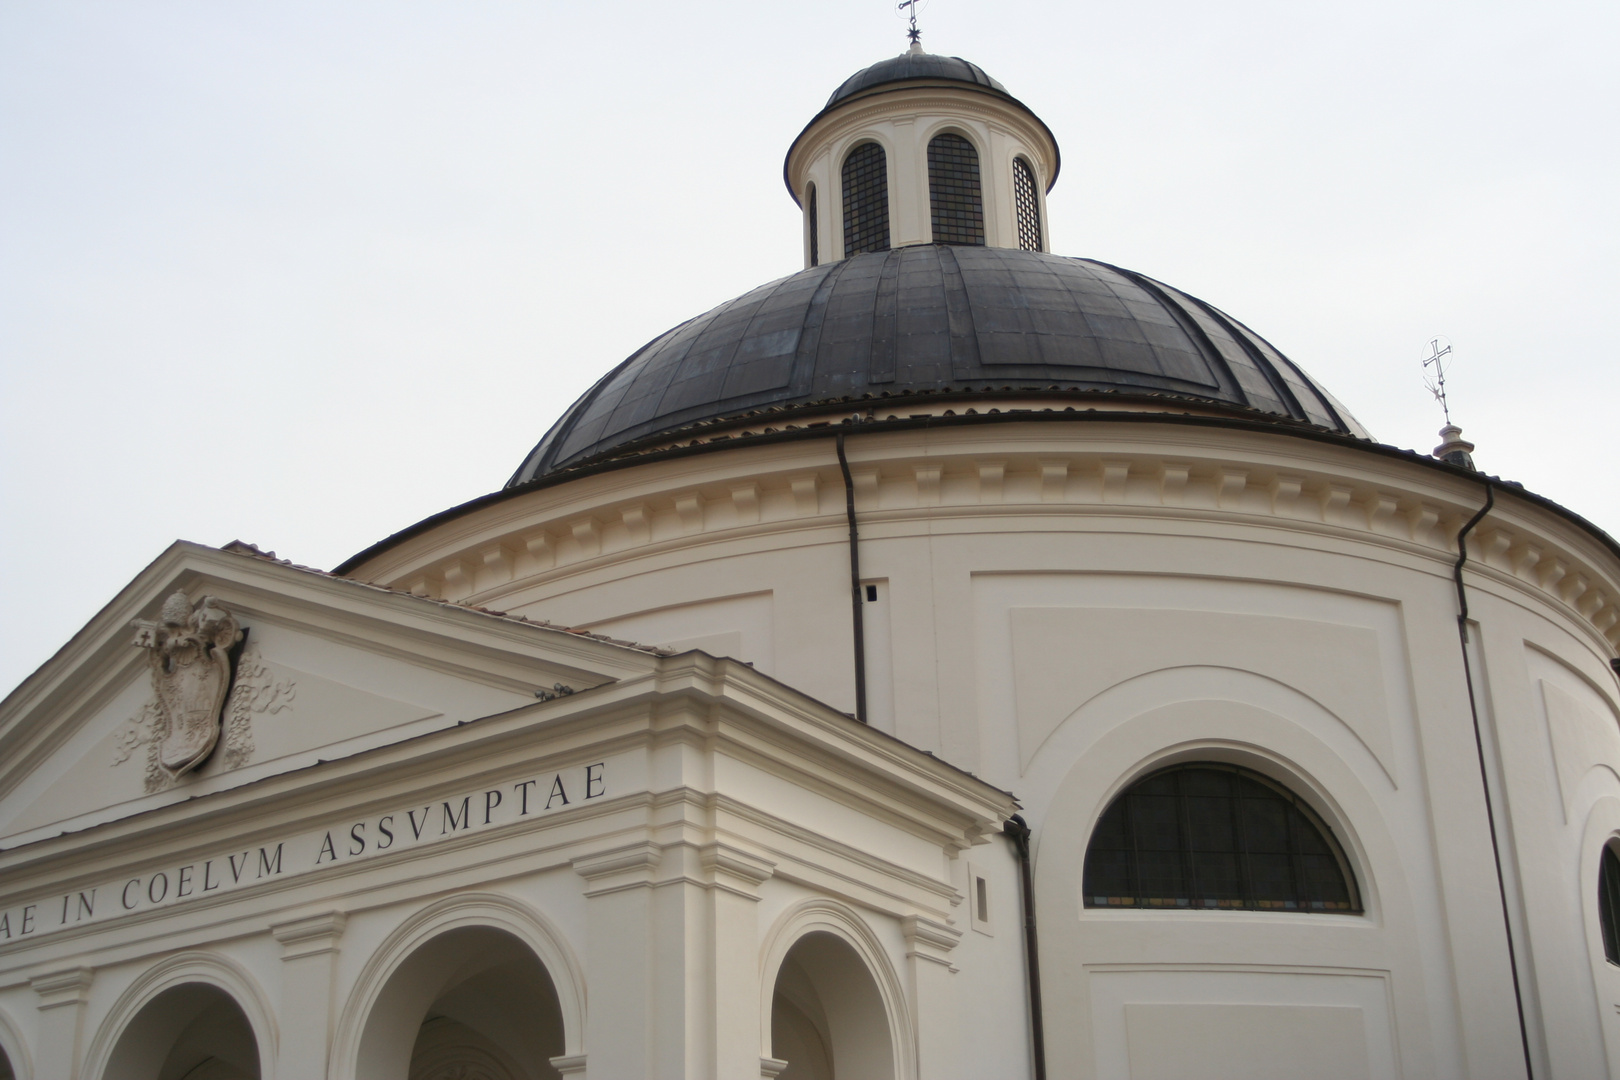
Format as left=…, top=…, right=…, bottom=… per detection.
left=0, top=1003, right=25, bottom=1080
left=86, top=953, right=275, bottom=1080
left=334, top=894, right=583, bottom=1080
left=760, top=899, right=913, bottom=1080
left=0, top=1005, right=24, bottom=1080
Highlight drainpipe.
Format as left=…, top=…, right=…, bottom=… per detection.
left=1453, top=480, right=1536, bottom=1079
left=1003, top=815, right=1047, bottom=1080
left=835, top=430, right=868, bottom=724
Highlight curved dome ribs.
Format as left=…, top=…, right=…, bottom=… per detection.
left=825, top=52, right=1004, bottom=108
left=509, top=247, right=1367, bottom=486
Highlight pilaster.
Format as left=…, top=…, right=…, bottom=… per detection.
left=270, top=910, right=347, bottom=1080
left=904, top=913, right=964, bottom=1079
left=31, top=966, right=94, bottom=1080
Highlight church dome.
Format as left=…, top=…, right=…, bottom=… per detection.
left=508, top=244, right=1369, bottom=485
left=824, top=50, right=1005, bottom=108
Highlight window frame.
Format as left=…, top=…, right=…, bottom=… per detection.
left=925, top=130, right=986, bottom=247
left=840, top=140, right=892, bottom=257
left=1083, top=761, right=1363, bottom=915
left=1012, top=156, right=1043, bottom=253
left=1599, top=841, right=1620, bottom=965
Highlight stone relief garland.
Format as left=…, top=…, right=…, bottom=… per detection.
left=221, top=643, right=296, bottom=769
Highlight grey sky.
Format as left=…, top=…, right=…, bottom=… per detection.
left=3, top=1, right=1616, bottom=695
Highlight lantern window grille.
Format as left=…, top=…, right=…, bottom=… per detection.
left=1014, top=157, right=1043, bottom=252
left=808, top=183, right=819, bottom=267
left=841, top=142, right=891, bottom=256
left=927, top=133, right=985, bottom=246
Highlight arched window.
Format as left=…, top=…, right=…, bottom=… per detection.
left=808, top=182, right=819, bottom=267
left=1084, top=763, right=1360, bottom=913
left=1599, top=843, right=1620, bottom=964
left=927, top=132, right=984, bottom=246
left=841, top=142, right=890, bottom=256
left=1013, top=157, right=1042, bottom=252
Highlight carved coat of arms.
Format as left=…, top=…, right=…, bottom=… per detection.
left=131, top=591, right=243, bottom=779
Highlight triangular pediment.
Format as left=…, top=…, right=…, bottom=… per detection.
left=0, top=542, right=660, bottom=847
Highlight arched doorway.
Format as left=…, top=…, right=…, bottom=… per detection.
left=769, top=931, right=894, bottom=1080
left=0, top=1043, right=13, bottom=1080
left=101, top=982, right=261, bottom=1080
left=355, top=925, right=566, bottom=1080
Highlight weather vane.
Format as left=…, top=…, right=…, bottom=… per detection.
left=1421, top=336, right=1454, bottom=424
left=897, top=0, right=923, bottom=44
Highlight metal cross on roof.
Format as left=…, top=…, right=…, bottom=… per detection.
left=898, top=0, right=922, bottom=43
left=1422, top=336, right=1455, bottom=424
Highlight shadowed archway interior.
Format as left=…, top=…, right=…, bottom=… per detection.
left=102, top=983, right=260, bottom=1080
left=357, top=925, right=566, bottom=1080
left=770, top=931, right=894, bottom=1080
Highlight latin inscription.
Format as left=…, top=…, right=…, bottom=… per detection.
left=0, top=761, right=606, bottom=944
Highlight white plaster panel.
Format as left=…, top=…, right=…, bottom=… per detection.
left=1090, top=969, right=1396, bottom=1080
left=1009, top=606, right=1396, bottom=778
left=1124, top=1003, right=1368, bottom=1079
left=1539, top=678, right=1620, bottom=824
left=582, top=592, right=775, bottom=674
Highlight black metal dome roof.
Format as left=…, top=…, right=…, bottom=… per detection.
left=508, top=245, right=1368, bottom=485
left=825, top=50, right=1004, bottom=108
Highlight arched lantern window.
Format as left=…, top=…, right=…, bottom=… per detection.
left=1013, top=157, right=1043, bottom=252
left=1599, top=843, right=1620, bottom=964
left=927, top=132, right=984, bottom=246
left=807, top=182, right=819, bottom=267
left=841, top=141, right=891, bottom=256
left=1084, top=763, right=1360, bottom=913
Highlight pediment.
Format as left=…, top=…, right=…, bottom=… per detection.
left=0, top=542, right=660, bottom=847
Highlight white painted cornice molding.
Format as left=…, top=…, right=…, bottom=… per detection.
left=0, top=657, right=1010, bottom=945
left=353, top=426, right=1620, bottom=656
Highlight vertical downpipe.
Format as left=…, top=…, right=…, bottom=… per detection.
left=1454, top=481, right=1535, bottom=1079
left=1004, top=816, right=1047, bottom=1080
left=836, top=431, right=869, bottom=724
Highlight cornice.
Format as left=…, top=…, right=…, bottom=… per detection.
left=785, top=86, right=1059, bottom=195
left=354, top=425, right=1620, bottom=658
left=783, top=81, right=1061, bottom=203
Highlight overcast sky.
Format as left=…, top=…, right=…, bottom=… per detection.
left=2, top=1, right=1616, bottom=696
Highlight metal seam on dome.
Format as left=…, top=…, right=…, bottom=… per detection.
left=1097, top=261, right=1258, bottom=407
left=939, top=245, right=983, bottom=378
left=1219, top=306, right=1353, bottom=434
left=1177, top=290, right=1312, bottom=422
left=791, top=260, right=850, bottom=399
left=870, top=250, right=902, bottom=383
left=508, top=319, right=695, bottom=486
left=707, top=268, right=807, bottom=404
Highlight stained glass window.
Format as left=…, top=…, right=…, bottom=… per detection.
left=1600, top=844, right=1620, bottom=963
left=808, top=183, right=819, bottom=267
left=927, top=132, right=984, bottom=246
left=1014, top=157, right=1042, bottom=252
left=841, top=142, right=890, bottom=256
left=1084, top=764, right=1359, bottom=913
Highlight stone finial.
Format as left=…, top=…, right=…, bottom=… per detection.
left=1434, top=424, right=1476, bottom=471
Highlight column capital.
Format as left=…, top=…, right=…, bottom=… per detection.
left=271, top=910, right=348, bottom=959
left=701, top=842, right=775, bottom=898
left=31, top=967, right=93, bottom=1010
left=550, top=1053, right=587, bottom=1076
left=902, top=913, right=961, bottom=969
left=573, top=841, right=662, bottom=896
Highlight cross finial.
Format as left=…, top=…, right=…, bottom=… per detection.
left=1421, top=337, right=1454, bottom=424
left=898, top=0, right=921, bottom=45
